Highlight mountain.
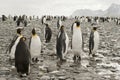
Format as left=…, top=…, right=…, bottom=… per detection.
left=105, top=3, right=120, bottom=16
left=72, top=3, right=120, bottom=17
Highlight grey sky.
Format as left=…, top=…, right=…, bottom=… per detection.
left=0, top=0, right=120, bottom=16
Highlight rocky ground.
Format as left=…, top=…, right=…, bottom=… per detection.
left=0, top=18, right=120, bottom=80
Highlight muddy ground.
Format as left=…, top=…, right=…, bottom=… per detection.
left=0, top=18, right=120, bottom=80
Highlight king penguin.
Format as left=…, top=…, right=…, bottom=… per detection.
left=15, top=37, right=31, bottom=77
left=29, top=28, right=41, bottom=63
left=45, top=23, right=52, bottom=43
left=71, top=21, right=83, bottom=64
left=41, top=16, right=46, bottom=25
left=56, top=25, right=69, bottom=61
left=89, top=25, right=99, bottom=57
left=8, top=27, right=24, bottom=60
left=57, top=18, right=62, bottom=29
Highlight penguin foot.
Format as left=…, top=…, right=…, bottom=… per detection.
left=41, top=50, right=43, bottom=53
left=92, top=54, right=96, bottom=57
left=61, top=58, right=66, bottom=62
left=26, top=72, right=29, bottom=75
left=56, top=61, right=62, bottom=68
left=32, top=58, right=39, bottom=63
left=19, top=73, right=27, bottom=77
left=35, top=58, right=39, bottom=63
left=45, top=40, right=50, bottom=43
left=32, top=58, right=34, bottom=63
left=73, top=55, right=81, bottom=64
left=9, top=57, right=15, bottom=61
left=74, top=60, right=81, bottom=64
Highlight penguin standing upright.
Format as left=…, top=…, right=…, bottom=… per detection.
left=29, top=28, right=41, bottom=63
left=45, top=24, right=52, bottom=43
left=41, top=16, right=46, bottom=25
left=116, top=18, right=120, bottom=25
left=8, top=27, right=24, bottom=60
left=23, top=20, right=27, bottom=27
left=56, top=25, right=69, bottom=61
left=2, top=15, right=7, bottom=21
left=71, top=21, right=83, bottom=63
left=16, top=16, right=22, bottom=26
left=89, top=25, right=99, bottom=57
left=57, top=18, right=62, bottom=29
left=15, top=37, right=31, bottom=77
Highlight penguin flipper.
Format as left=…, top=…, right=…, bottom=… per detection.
left=7, top=35, right=18, bottom=53
left=63, top=40, right=66, bottom=53
left=71, top=24, right=73, bottom=49
left=82, top=34, right=84, bottom=51
left=89, top=32, right=94, bottom=55
left=71, top=23, right=73, bottom=35
left=71, top=38, right=72, bottom=49
left=29, top=37, right=32, bottom=49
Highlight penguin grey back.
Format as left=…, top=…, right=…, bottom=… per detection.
left=15, top=37, right=31, bottom=75
left=45, top=24, right=52, bottom=43
left=56, top=26, right=66, bottom=60
left=89, top=31, right=94, bottom=55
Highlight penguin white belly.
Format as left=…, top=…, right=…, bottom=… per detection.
left=59, top=20, right=62, bottom=26
left=80, top=18, right=83, bottom=23
left=118, top=20, right=120, bottom=24
left=72, top=29, right=82, bottom=52
left=10, top=36, right=21, bottom=59
left=64, top=32, right=69, bottom=55
left=93, top=31, right=99, bottom=53
left=96, top=20, right=99, bottom=24
left=30, top=36, right=41, bottom=58
left=43, top=18, right=46, bottom=24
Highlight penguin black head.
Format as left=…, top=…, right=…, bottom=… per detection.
left=93, top=27, right=97, bottom=31
left=60, top=25, right=64, bottom=31
left=32, top=28, right=36, bottom=35
left=16, top=27, right=24, bottom=35
left=45, top=23, right=49, bottom=27
left=75, top=21, right=80, bottom=27
left=91, top=23, right=98, bottom=31
left=20, top=37, right=26, bottom=42
left=17, top=29, right=21, bottom=34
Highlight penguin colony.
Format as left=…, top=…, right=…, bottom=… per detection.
left=6, top=15, right=102, bottom=77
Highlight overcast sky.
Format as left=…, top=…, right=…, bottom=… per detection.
left=0, top=0, right=120, bottom=16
